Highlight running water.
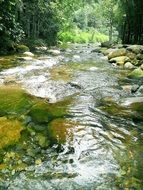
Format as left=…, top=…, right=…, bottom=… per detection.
left=0, top=44, right=143, bottom=190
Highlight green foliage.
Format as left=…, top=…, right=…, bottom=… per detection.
left=0, top=0, right=24, bottom=51
left=58, top=29, right=108, bottom=43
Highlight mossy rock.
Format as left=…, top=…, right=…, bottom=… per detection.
left=29, top=96, right=73, bottom=124
left=109, top=56, right=130, bottom=66
left=0, top=86, right=32, bottom=116
left=16, top=45, right=29, bottom=53
left=128, top=68, right=143, bottom=78
left=0, top=117, right=23, bottom=149
left=48, top=118, right=76, bottom=143
left=28, top=102, right=51, bottom=124
left=127, top=45, right=143, bottom=54
left=108, top=48, right=127, bottom=60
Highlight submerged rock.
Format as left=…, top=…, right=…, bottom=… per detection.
left=48, top=118, right=76, bottom=143
left=0, top=86, right=32, bottom=116
left=0, top=117, right=23, bottom=149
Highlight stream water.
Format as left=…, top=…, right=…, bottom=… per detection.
left=0, top=44, right=143, bottom=190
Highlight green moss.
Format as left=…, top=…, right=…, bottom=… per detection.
left=0, top=117, right=23, bottom=149
left=29, top=96, right=73, bottom=124
left=0, top=86, right=32, bottom=116
left=16, top=45, right=29, bottom=53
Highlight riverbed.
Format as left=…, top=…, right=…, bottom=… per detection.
left=0, top=44, right=143, bottom=190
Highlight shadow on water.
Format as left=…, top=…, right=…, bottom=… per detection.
left=0, top=44, right=143, bottom=189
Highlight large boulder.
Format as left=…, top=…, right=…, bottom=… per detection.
left=109, top=56, right=130, bottom=66
left=128, top=68, right=143, bottom=78
left=137, top=54, right=143, bottom=60
left=124, top=62, right=135, bottom=69
left=126, top=52, right=136, bottom=60
left=127, top=45, right=143, bottom=54
left=108, top=48, right=127, bottom=60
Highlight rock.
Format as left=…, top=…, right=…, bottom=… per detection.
left=88, top=67, right=98, bottom=71
left=108, top=48, right=127, bottom=60
left=35, top=159, right=42, bottom=165
left=120, top=97, right=143, bottom=106
left=138, top=85, right=143, bottom=93
left=109, top=56, right=130, bottom=66
left=48, top=49, right=61, bottom=56
left=17, top=57, right=33, bottom=61
left=137, top=54, right=143, bottom=60
left=124, top=62, right=135, bottom=69
left=16, top=45, right=29, bottom=53
left=0, top=117, right=23, bottom=149
left=126, top=52, right=136, bottom=60
left=68, top=82, right=82, bottom=89
left=122, top=85, right=132, bottom=92
left=131, top=59, right=143, bottom=66
left=131, top=85, right=140, bottom=93
left=101, top=48, right=115, bottom=56
left=101, top=41, right=112, bottom=48
left=91, top=47, right=101, bottom=53
left=23, top=52, right=34, bottom=57
left=140, top=64, right=143, bottom=70
left=73, top=55, right=80, bottom=60
left=35, top=46, right=47, bottom=51
left=126, top=45, right=143, bottom=54
left=128, top=68, right=143, bottom=78
left=4, top=76, right=16, bottom=84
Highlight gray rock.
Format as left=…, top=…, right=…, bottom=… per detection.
left=131, top=85, right=140, bottom=93
left=127, top=45, right=143, bottom=54
left=138, top=85, right=143, bottom=94
left=124, top=62, right=135, bottom=69
left=109, top=56, right=130, bottom=66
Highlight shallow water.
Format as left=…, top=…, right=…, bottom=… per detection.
left=0, top=44, right=143, bottom=190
